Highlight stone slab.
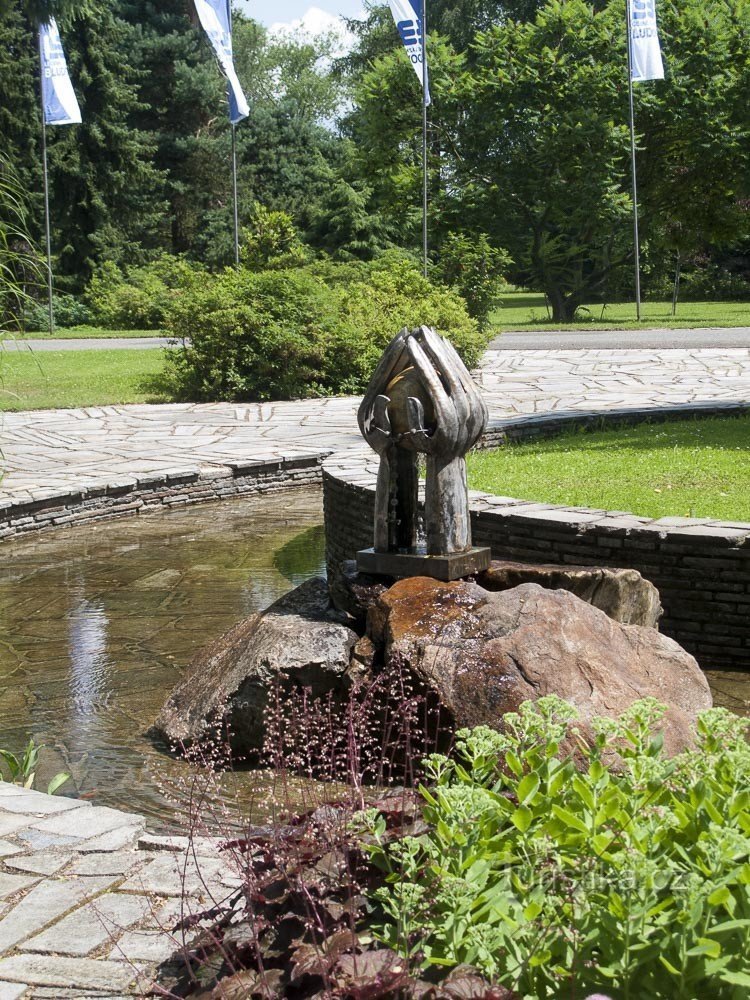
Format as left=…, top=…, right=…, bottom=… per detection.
left=0, top=877, right=117, bottom=952
left=0, top=955, right=137, bottom=992
left=23, top=893, right=154, bottom=957
left=357, top=546, right=492, bottom=582
left=0, top=875, right=39, bottom=903
left=30, top=807, right=144, bottom=842
left=0, top=983, right=27, bottom=999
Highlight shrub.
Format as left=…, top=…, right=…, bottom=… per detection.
left=363, top=697, right=750, bottom=999
left=86, top=255, right=203, bottom=330
left=240, top=203, right=310, bottom=271
left=436, top=232, right=512, bottom=330
left=165, top=254, right=485, bottom=402
left=23, top=293, right=92, bottom=331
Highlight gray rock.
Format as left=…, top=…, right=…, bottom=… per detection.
left=371, top=577, right=711, bottom=757
left=478, top=559, right=662, bottom=627
left=154, top=578, right=358, bottom=754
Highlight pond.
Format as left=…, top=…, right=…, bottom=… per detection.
left=0, top=489, right=326, bottom=831
left=0, top=488, right=747, bottom=832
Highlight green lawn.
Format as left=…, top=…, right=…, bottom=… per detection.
left=467, top=415, right=750, bottom=522
left=491, top=292, right=750, bottom=331
left=14, top=326, right=166, bottom=340
left=0, top=348, right=171, bottom=411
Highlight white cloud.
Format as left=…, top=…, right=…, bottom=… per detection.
left=269, top=5, right=364, bottom=57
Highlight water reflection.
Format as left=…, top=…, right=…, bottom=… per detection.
left=0, top=490, right=325, bottom=829
left=68, top=585, right=111, bottom=719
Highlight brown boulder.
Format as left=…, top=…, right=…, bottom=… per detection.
left=368, top=577, right=711, bottom=755
left=478, top=560, right=662, bottom=627
left=154, top=577, right=358, bottom=754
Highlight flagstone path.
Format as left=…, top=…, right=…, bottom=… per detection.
left=0, top=784, right=234, bottom=998
left=2, top=348, right=750, bottom=512
left=0, top=346, right=749, bottom=995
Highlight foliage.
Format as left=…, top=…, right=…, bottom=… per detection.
left=165, top=254, right=484, bottom=402
left=437, top=232, right=512, bottom=329
left=0, top=739, right=70, bottom=795
left=240, top=203, right=309, bottom=271
left=86, top=255, right=203, bottom=330
left=23, top=292, right=92, bottom=330
left=363, top=697, right=750, bottom=998
left=306, top=179, right=391, bottom=261
left=0, top=153, right=41, bottom=331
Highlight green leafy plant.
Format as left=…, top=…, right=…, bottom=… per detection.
left=165, top=253, right=485, bottom=402
left=0, top=739, right=70, bottom=795
left=436, top=231, right=512, bottom=330
left=240, top=203, right=310, bottom=271
left=86, top=255, right=204, bottom=330
left=362, top=697, right=750, bottom=999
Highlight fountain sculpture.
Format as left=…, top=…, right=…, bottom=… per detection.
left=356, top=326, right=491, bottom=580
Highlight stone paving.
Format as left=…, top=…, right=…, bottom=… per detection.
left=1, top=346, right=749, bottom=995
left=3, top=349, right=750, bottom=509
left=0, top=784, right=236, bottom=997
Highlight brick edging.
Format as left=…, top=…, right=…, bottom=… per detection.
left=0, top=454, right=327, bottom=541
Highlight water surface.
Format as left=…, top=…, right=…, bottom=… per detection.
left=0, top=490, right=325, bottom=830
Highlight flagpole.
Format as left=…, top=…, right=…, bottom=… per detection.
left=38, top=36, right=54, bottom=336
left=626, top=0, right=642, bottom=322
left=231, top=123, right=240, bottom=265
left=421, top=0, right=428, bottom=278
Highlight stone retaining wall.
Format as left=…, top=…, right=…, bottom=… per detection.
left=0, top=455, right=325, bottom=540
left=323, top=406, right=750, bottom=671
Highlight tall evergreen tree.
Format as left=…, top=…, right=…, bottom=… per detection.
left=48, top=0, right=165, bottom=284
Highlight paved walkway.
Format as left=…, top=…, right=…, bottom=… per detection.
left=0, top=784, right=234, bottom=997
left=2, top=348, right=750, bottom=508
left=1, top=346, right=749, bottom=995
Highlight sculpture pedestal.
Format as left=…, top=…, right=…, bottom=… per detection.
left=356, top=546, right=491, bottom=583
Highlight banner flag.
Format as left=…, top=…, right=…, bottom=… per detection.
left=193, top=0, right=249, bottom=123
left=38, top=19, right=81, bottom=125
left=388, top=0, right=431, bottom=106
left=628, top=0, right=665, bottom=82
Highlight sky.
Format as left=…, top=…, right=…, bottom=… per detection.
left=237, top=0, right=366, bottom=30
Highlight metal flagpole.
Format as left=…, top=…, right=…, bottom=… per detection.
left=38, top=37, right=54, bottom=336
left=231, top=123, right=240, bottom=265
left=626, top=0, right=642, bottom=322
left=421, top=0, right=428, bottom=278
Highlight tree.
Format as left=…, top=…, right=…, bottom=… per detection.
left=48, top=0, right=164, bottom=285
left=306, top=179, right=390, bottom=260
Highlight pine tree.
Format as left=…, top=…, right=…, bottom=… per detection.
left=48, top=0, right=165, bottom=285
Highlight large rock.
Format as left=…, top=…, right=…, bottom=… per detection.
left=478, top=560, right=662, bottom=628
left=368, top=577, right=711, bottom=755
left=154, top=578, right=358, bottom=754
left=332, top=558, right=662, bottom=630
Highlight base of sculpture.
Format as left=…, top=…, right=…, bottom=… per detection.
left=356, top=546, right=491, bottom=582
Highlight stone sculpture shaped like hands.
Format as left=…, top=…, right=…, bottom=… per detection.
left=358, top=326, right=488, bottom=555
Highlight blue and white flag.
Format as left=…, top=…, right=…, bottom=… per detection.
left=388, top=0, right=431, bottom=106
left=628, top=0, right=665, bottom=82
left=193, top=0, right=249, bottom=124
left=38, top=19, right=81, bottom=126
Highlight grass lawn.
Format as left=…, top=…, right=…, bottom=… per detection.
left=0, top=348, right=172, bottom=411
left=467, top=414, right=750, bottom=522
left=13, top=326, right=166, bottom=339
left=491, top=292, right=750, bottom=331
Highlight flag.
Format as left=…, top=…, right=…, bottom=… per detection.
left=388, top=0, right=431, bottom=106
left=193, top=0, right=249, bottom=124
left=38, top=18, right=81, bottom=125
left=628, top=0, right=665, bottom=82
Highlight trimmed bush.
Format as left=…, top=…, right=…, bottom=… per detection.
left=165, top=254, right=486, bottom=401
left=86, top=255, right=204, bottom=330
left=23, top=293, right=92, bottom=331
